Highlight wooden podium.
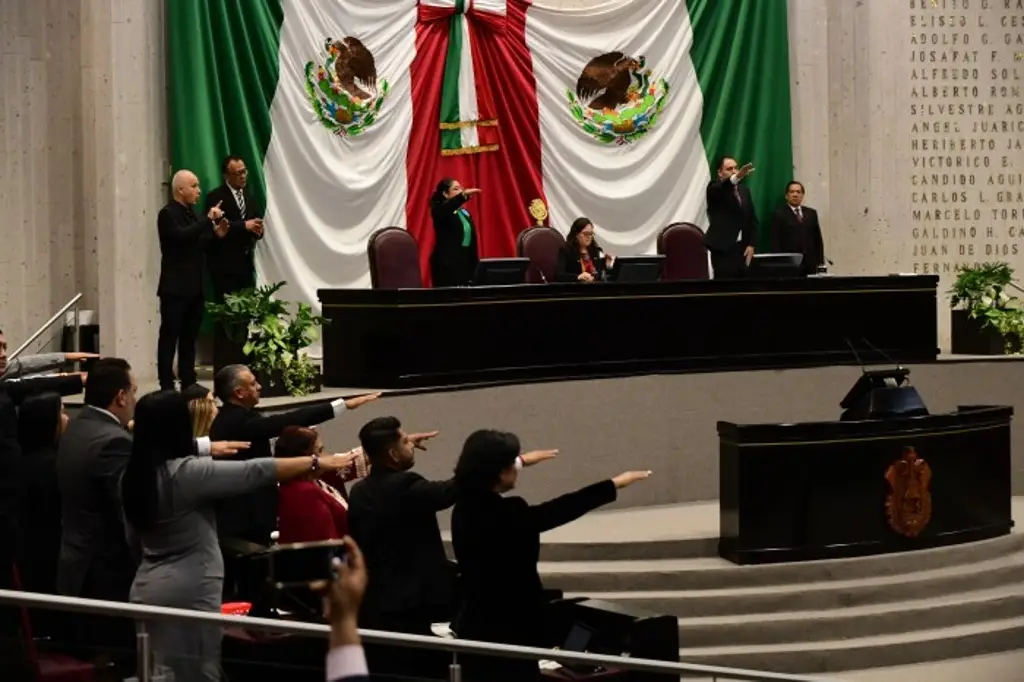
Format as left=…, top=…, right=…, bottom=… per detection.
left=718, top=405, right=1014, bottom=565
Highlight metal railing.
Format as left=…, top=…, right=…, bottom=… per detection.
left=9, top=293, right=84, bottom=360
left=0, top=589, right=839, bottom=682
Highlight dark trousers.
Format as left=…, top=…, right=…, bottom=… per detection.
left=709, top=242, right=747, bottom=280
left=157, top=294, right=204, bottom=389
left=211, top=273, right=253, bottom=371
left=363, top=610, right=452, bottom=681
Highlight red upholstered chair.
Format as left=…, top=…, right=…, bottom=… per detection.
left=657, top=222, right=709, bottom=281
left=368, top=227, right=422, bottom=289
left=516, top=226, right=566, bottom=284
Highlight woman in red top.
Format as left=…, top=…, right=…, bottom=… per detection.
left=275, top=426, right=369, bottom=543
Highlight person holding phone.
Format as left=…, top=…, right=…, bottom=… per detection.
left=450, top=430, right=651, bottom=681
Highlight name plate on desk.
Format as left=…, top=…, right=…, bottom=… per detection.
left=717, top=405, right=1014, bottom=565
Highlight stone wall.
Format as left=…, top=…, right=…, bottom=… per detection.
left=0, top=0, right=166, bottom=375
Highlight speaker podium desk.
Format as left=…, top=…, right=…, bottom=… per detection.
left=718, top=405, right=1014, bottom=565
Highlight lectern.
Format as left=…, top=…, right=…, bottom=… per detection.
left=718, top=405, right=1013, bottom=564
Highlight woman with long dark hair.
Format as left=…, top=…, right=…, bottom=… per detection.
left=430, top=177, right=482, bottom=287
left=450, top=430, right=650, bottom=681
left=16, top=392, right=68, bottom=624
left=122, top=390, right=356, bottom=682
left=556, top=216, right=615, bottom=283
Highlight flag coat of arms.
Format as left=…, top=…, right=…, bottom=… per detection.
left=167, top=0, right=791, bottom=303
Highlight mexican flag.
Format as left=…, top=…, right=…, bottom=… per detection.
left=167, top=0, right=791, bottom=301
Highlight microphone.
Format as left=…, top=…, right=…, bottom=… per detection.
left=859, top=337, right=901, bottom=369
left=844, top=338, right=868, bottom=374
left=532, top=264, right=548, bottom=283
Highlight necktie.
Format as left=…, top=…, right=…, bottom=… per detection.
left=733, top=184, right=742, bottom=206
left=795, top=206, right=803, bottom=222
left=235, top=189, right=246, bottom=219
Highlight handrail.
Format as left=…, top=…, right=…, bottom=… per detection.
left=0, top=589, right=838, bottom=682
left=9, top=292, right=84, bottom=360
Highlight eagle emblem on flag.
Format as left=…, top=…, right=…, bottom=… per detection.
left=566, top=51, right=670, bottom=146
left=304, top=37, right=391, bottom=137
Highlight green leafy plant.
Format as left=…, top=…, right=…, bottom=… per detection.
left=949, top=262, right=1024, bottom=353
left=205, top=282, right=329, bottom=396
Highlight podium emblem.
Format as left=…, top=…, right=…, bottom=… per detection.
left=884, top=446, right=933, bottom=537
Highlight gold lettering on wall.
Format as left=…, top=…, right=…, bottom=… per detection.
left=908, top=0, right=1024, bottom=275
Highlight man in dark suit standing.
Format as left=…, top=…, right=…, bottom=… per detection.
left=157, top=169, right=229, bottom=390
left=204, top=155, right=265, bottom=370
left=55, top=358, right=137, bottom=669
left=769, top=181, right=825, bottom=275
left=347, top=416, right=452, bottom=680
left=703, top=156, right=759, bottom=279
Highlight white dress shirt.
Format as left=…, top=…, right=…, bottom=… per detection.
left=326, top=645, right=369, bottom=680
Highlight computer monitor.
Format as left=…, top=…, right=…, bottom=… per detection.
left=611, top=255, right=664, bottom=283
left=747, top=252, right=804, bottom=278
left=472, top=258, right=530, bottom=286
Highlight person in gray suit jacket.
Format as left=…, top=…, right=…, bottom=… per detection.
left=122, top=389, right=358, bottom=682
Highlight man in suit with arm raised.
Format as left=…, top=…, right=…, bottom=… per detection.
left=204, top=155, right=265, bottom=370
left=704, top=156, right=759, bottom=279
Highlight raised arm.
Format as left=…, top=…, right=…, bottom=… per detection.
left=2, top=373, right=83, bottom=405
left=406, top=472, right=459, bottom=512
left=523, top=480, right=617, bottom=534
left=2, top=352, right=67, bottom=379
left=247, top=393, right=381, bottom=442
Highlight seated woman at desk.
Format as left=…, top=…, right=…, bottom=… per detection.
left=555, top=217, right=615, bottom=282
left=275, top=425, right=369, bottom=543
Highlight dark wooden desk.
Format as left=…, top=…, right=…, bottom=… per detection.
left=318, top=275, right=939, bottom=388
left=718, top=405, right=1014, bottom=565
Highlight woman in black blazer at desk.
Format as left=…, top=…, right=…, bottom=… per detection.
left=450, top=430, right=651, bottom=681
left=430, top=177, right=482, bottom=287
left=556, top=216, right=615, bottom=282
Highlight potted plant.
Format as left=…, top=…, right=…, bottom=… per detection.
left=205, top=282, right=328, bottom=397
left=948, top=262, right=1024, bottom=354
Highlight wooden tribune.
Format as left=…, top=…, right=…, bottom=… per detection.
left=718, top=405, right=1014, bottom=564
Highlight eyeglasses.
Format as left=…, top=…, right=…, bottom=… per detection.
left=580, top=231, right=595, bottom=237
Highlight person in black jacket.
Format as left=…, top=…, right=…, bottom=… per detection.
left=430, top=178, right=482, bottom=287
left=0, top=373, right=82, bottom=677
left=555, top=216, right=615, bottom=283
left=16, top=392, right=68, bottom=635
left=204, top=156, right=264, bottom=370
left=156, top=169, right=230, bottom=390
left=450, top=430, right=651, bottom=682
left=209, top=364, right=380, bottom=547
left=703, top=156, right=758, bottom=279
left=769, top=181, right=825, bottom=275
left=346, top=416, right=456, bottom=679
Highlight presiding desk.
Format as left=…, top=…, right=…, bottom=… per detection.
left=718, top=405, right=1014, bottom=565
left=318, top=275, right=939, bottom=388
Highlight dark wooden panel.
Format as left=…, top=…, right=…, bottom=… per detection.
left=718, top=405, right=1014, bottom=564
left=318, top=276, right=939, bottom=388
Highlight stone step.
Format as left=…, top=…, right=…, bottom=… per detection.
left=673, top=585, right=1024, bottom=648
left=678, top=616, right=1024, bottom=675
left=560, top=552, right=1024, bottom=615
left=538, top=533, right=1024, bottom=592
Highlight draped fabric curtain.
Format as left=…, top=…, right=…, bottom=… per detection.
left=407, top=0, right=544, bottom=285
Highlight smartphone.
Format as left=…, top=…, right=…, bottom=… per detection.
left=267, top=539, right=348, bottom=590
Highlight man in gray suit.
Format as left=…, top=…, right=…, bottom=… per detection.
left=56, top=357, right=138, bottom=669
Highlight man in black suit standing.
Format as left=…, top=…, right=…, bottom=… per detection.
left=347, top=416, right=453, bottom=680
left=703, top=156, right=759, bottom=279
left=157, top=169, right=229, bottom=390
left=769, top=181, right=825, bottom=275
left=204, top=155, right=265, bottom=370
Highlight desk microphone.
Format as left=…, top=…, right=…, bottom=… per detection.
left=532, top=264, right=548, bottom=283
left=859, top=337, right=902, bottom=370
left=844, top=338, right=868, bottom=374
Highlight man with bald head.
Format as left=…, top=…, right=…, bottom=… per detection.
left=156, top=170, right=230, bottom=390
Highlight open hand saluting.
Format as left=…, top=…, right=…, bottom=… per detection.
left=520, top=449, right=558, bottom=466
left=344, top=392, right=382, bottom=410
